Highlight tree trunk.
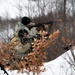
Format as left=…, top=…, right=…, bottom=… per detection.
left=63, top=0, right=66, bottom=26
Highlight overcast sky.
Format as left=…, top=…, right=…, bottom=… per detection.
left=0, top=0, right=29, bottom=19
left=0, top=0, right=16, bottom=18
left=0, top=0, right=72, bottom=19
left=0, top=0, right=55, bottom=19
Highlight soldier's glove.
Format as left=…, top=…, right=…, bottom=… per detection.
left=18, top=29, right=28, bottom=38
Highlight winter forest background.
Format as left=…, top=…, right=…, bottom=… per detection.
left=0, top=0, right=75, bottom=75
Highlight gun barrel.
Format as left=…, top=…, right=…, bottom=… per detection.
left=27, top=20, right=62, bottom=29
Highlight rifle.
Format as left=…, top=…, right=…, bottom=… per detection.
left=27, top=20, right=61, bottom=35
left=27, top=21, right=54, bottom=30
left=27, top=20, right=62, bottom=28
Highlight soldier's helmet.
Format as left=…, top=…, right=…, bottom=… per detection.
left=21, top=16, right=31, bottom=25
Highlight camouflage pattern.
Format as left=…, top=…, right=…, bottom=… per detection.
left=28, top=27, right=38, bottom=38
left=15, top=22, right=38, bottom=38
left=14, top=43, right=31, bottom=53
left=11, top=22, right=38, bottom=54
left=14, top=22, right=30, bottom=37
left=11, top=37, right=31, bottom=53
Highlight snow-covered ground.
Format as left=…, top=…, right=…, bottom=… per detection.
left=41, top=49, right=75, bottom=75
left=0, top=48, right=75, bottom=75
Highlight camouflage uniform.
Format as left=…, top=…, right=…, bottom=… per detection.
left=14, top=22, right=30, bottom=37
left=15, top=22, right=38, bottom=38
left=11, top=22, right=38, bottom=54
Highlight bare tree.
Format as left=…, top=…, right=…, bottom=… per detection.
left=0, top=11, right=15, bottom=42
left=63, top=0, right=67, bottom=24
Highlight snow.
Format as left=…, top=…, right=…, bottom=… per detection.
left=0, top=48, right=75, bottom=75
left=41, top=49, right=75, bottom=75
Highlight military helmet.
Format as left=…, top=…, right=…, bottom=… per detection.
left=21, top=16, right=31, bottom=25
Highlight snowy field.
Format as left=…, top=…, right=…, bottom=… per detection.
left=0, top=47, right=75, bottom=75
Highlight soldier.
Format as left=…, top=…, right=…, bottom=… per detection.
left=11, top=16, right=38, bottom=54
left=15, top=16, right=38, bottom=38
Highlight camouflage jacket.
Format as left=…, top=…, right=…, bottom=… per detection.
left=11, top=37, right=31, bottom=53
left=11, top=22, right=38, bottom=54
left=15, top=22, right=38, bottom=38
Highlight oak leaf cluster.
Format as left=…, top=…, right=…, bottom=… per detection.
left=0, top=30, right=59, bottom=73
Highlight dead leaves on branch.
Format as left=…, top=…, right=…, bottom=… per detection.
left=61, top=37, right=74, bottom=46
left=0, top=30, right=59, bottom=73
